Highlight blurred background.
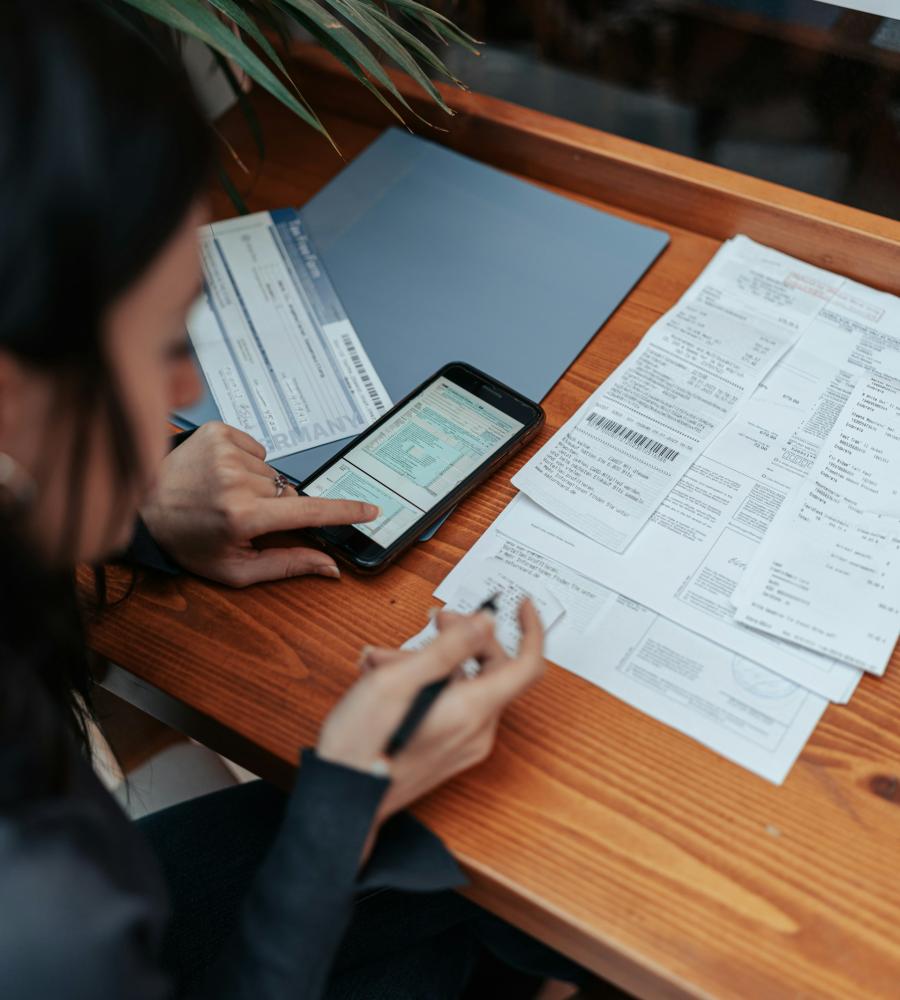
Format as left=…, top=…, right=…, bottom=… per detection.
left=419, top=1, right=900, bottom=219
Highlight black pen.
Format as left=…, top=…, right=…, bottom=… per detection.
left=385, top=592, right=500, bottom=756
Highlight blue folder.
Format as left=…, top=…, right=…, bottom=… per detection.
left=177, top=128, right=669, bottom=483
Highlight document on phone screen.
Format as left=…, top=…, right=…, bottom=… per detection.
left=187, top=210, right=391, bottom=460
left=512, top=237, right=843, bottom=553
left=433, top=506, right=826, bottom=784
left=303, top=376, right=524, bottom=547
left=734, top=373, right=900, bottom=674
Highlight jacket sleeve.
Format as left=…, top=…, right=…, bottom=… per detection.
left=196, top=750, right=464, bottom=1000
left=0, top=751, right=464, bottom=1000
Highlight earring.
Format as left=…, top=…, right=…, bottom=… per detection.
left=0, top=452, right=36, bottom=509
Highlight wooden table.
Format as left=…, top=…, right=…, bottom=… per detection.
left=86, top=42, right=900, bottom=1000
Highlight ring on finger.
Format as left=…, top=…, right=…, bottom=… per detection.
left=273, top=471, right=291, bottom=498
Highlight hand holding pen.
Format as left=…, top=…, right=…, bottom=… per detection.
left=386, top=592, right=501, bottom=755
left=316, top=597, right=546, bottom=828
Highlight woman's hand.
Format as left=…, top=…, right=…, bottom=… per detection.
left=317, top=601, right=546, bottom=828
left=139, top=422, right=378, bottom=586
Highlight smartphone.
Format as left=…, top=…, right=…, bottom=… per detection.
left=299, top=362, right=545, bottom=574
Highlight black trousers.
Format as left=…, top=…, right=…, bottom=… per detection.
left=137, top=780, right=588, bottom=999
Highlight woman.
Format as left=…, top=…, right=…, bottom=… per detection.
left=0, top=3, right=585, bottom=997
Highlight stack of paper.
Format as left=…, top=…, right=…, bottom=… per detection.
left=415, top=236, right=900, bottom=784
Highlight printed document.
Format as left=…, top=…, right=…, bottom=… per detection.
left=433, top=507, right=826, bottom=784
left=402, top=560, right=565, bottom=666
left=187, top=209, right=390, bottom=460
left=512, top=237, right=842, bottom=552
left=500, top=426, right=861, bottom=702
left=734, top=373, right=900, bottom=673
left=500, top=243, right=900, bottom=700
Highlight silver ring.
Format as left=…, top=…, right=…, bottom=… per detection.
left=273, top=472, right=290, bottom=498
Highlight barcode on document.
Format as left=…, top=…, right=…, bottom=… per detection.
left=585, top=412, right=680, bottom=462
left=342, top=334, right=386, bottom=412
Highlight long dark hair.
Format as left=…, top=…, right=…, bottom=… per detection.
left=0, top=0, right=213, bottom=802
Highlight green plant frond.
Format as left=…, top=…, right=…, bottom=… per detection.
left=275, top=0, right=416, bottom=110
left=246, top=0, right=294, bottom=57
left=364, top=4, right=467, bottom=90
left=120, top=0, right=333, bottom=143
left=318, top=0, right=452, bottom=114
left=383, top=0, right=482, bottom=52
left=210, top=47, right=265, bottom=159
left=205, top=0, right=288, bottom=79
left=115, top=0, right=476, bottom=174
left=272, top=0, right=412, bottom=127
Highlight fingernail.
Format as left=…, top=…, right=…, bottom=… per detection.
left=317, top=565, right=340, bottom=579
left=427, top=605, right=442, bottom=623
left=365, top=504, right=380, bottom=519
left=357, top=644, right=375, bottom=670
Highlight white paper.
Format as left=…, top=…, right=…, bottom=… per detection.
left=188, top=211, right=391, bottom=459
left=500, top=493, right=860, bottom=703
left=434, top=511, right=826, bottom=784
left=513, top=237, right=843, bottom=552
left=735, top=373, right=900, bottom=673
left=435, top=524, right=616, bottom=667
left=403, top=559, right=565, bottom=668
left=497, top=261, right=900, bottom=702
left=592, top=611, right=827, bottom=785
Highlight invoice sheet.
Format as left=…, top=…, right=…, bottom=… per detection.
left=402, top=560, right=565, bottom=665
left=734, top=373, right=900, bottom=674
left=434, top=509, right=827, bottom=784
left=187, top=210, right=391, bottom=460
left=497, top=265, right=900, bottom=701
left=512, top=236, right=842, bottom=553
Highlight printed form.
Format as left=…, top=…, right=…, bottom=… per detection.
left=734, top=373, right=900, bottom=674
left=501, top=246, right=900, bottom=702
left=403, top=560, right=565, bottom=666
left=419, top=238, right=900, bottom=782
left=187, top=210, right=391, bottom=460
left=513, top=237, right=842, bottom=552
left=430, top=506, right=826, bottom=784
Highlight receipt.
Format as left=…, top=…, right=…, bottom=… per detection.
left=433, top=508, right=826, bottom=784
left=188, top=210, right=391, bottom=459
left=513, top=237, right=842, bottom=552
left=734, top=373, right=900, bottom=674
left=435, top=525, right=614, bottom=667
left=498, top=244, right=900, bottom=701
left=403, top=558, right=565, bottom=665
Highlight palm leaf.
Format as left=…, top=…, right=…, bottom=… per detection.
left=384, top=0, right=481, bottom=52
left=114, top=0, right=476, bottom=208
left=271, top=0, right=409, bottom=126
left=205, top=0, right=288, bottom=79
left=246, top=0, right=294, bottom=57
left=120, top=0, right=332, bottom=140
left=365, top=4, right=468, bottom=89
left=273, top=0, right=437, bottom=125
left=210, top=47, right=265, bottom=159
left=319, top=0, right=452, bottom=113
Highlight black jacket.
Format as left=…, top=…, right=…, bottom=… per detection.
left=0, top=735, right=463, bottom=998
left=0, top=472, right=464, bottom=998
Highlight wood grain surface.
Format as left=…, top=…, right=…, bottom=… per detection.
left=84, top=44, right=900, bottom=999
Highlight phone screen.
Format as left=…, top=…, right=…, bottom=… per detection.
left=303, top=375, right=525, bottom=549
